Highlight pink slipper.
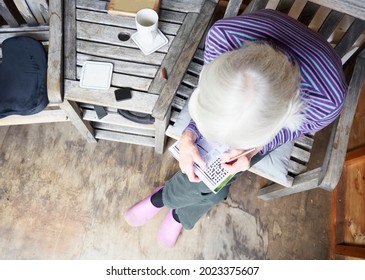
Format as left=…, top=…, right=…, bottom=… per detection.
left=124, top=185, right=164, bottom=227
left=157, top=209, right=183, bottom=247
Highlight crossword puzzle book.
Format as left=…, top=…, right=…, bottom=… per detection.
left=169, top=138, right=234, bottom=194
left=107, top=0, right=160, bottom=17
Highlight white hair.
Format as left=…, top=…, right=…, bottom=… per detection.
left=188, top=41, right=305, bottom=149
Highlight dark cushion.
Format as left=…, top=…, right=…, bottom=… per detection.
left=0, top=36, right=48, bottom=118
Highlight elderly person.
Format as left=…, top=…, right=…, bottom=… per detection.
left=124, top=9, right=347, bottom=247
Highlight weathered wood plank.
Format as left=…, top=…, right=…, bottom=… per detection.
left=75, top=67, right=152, bottom=92
left=92, top=121, right=155, bottom=137
left=224, top=0, right=244, bottom=18
left=152, top=0, right=218, bottom=120
left=47, top=0, right=63, bottom=103
left=77, top=40, right=165, bottom=65
left=297, top=2, right=320, bottom=26
left=0, top=0, right=19, bottom=26
left=319, top=51, right=365, bottom=191
left=83, top=110, right=155, bottom=133
left=65, top=80, right=158, bottom=114
left=77, top=53, right=158, bottom=78
left=0, top=30, right=49, bottom=43
left=258, top=168, right=322, bottom=200
left=26, top=0, right=49, bottom=24
left=148, top=13, right=198, bottom=95
left=309, top=0, right=365, bottom=21
left=64, top=0, right=77, bottom=80
left=13, top=0, right=38, bottom=25
left=76, top=21, right=172, bottom=53
left=317, top=10, right=344, bottom=39
left=161, top=0, right=206, bottom=13
left=0, top=109, right=68, bottom=125
left=334, top=18, right=365, bottom=58
left=95, top=129, right=155, bottom=147
left=76, top=9, right=181, bottom=36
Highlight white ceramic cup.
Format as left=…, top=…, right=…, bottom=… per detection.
left=135, top=8, right=158, bottom=45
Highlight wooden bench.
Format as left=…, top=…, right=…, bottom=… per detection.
left=0, top=0, right=94, bottom=143
left=165, top=0, right=365, bottom=200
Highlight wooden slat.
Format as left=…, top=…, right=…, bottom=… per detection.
left=76, top=21, right=172, bottom=53
left=317, top=9, right=344, bottom=40
left=152, top=0, right=218, bottom=120
left=319, top=51, right=365, bottom=191
left=0, top=0, right=19, bottom=26
left=309, top=0, right=365, bottom=21
left=276, top=0, right=295, bottom=14
left=77, top=40, right=165, bottom=65
left=160, top=0, right=206, bottom=13
left=64, top=80, right=158, bottom=114
left=243, top=0, right=269, bottom=13
left=224, top=0, right=244, bottom=18
left=297, top=2, right=320, bottom=26
left=288, top=159, right=307, bottom=175
left=76, top=9, right=181, bottom=36
left=290, top=146, right=311, bottom=163
left=75, top=67, right=152, bottom=92
left=95, top=129, right=155, bottom=147
left=334, top=18, right=365, bottom=58
left=47, top=0, right=63, bottom=103
left=0, top=109, right=68, bottom=125
left=0, top=30, right=49, bottom=43
left=83, top=109, right=155, bottom=135
left=77, top=53, right=159, bottom=78
left=294, top=135, right=314, bottom=150
left=148, top=13, right=198, bottom=95
left=64, top=0, right=77, bottom=80
left=13, top=0, right=38, bottom=25
left=258, top=168, right=322, bottom=200
left=93, top=122, right=155, bottom=137
left=26, top=0, right=49, bottom=24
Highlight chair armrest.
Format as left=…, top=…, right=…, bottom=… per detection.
left=47, top=0, right=63, bottom=104
left=319, top=49, right=365, bottom=191
left=152, top=0, right=218, bottom=121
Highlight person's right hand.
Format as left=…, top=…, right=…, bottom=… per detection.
left=178, top=130, right=206, bottom=182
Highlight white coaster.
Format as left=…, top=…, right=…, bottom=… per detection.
left=132, top=29, right=168, bottom=55
left=79, top=61, right=113, bottom=90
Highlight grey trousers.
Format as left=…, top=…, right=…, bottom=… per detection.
left=162, top=171, right=234, bottom=230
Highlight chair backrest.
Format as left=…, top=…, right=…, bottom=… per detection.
left=0, top=0, right=63, bottom=104
left=236, top=0, right=365, bottom=64
left=0, top=0, right=50, bottom=43
left=235, top=0, right=365, bottom=194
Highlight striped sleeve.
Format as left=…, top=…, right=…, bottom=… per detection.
left=202, top=9, right=347, bottom=155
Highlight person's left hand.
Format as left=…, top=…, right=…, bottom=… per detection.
left=221, top=148, right=258, bottom=174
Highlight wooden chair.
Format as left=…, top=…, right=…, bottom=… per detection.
left=0, top=0, right=95, bottom=143
left=164, top=0, right=365, bottom=200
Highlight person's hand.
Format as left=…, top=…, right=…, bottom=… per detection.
left=221, top=148, right=259, bottom=174
left=178, top=130, right=206, bottom=182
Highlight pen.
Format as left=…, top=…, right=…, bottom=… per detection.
left=224, top=148, right=256, bottom=164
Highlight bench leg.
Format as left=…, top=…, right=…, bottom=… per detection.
left=61, top=100, right=96, bottom=143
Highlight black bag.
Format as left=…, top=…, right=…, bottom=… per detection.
left=0, top=36, right=48, bottom=118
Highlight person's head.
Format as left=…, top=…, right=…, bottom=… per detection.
left=189, top=41, right=305, bottom=149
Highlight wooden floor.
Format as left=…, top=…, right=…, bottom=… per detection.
left=0, top=120, right=333, bottom=259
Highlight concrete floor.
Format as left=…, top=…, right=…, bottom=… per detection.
left=0, top=123, right=331, bottom=259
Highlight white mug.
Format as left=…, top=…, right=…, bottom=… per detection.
left=135, top=8, right=158, bottom=45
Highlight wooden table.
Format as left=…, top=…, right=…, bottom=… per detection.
left=63, top=0, right=218, bottom=153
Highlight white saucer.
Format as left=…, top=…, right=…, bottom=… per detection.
left=132, top=29, right=168, bottom=55
left=80, top=61, right=113, bottom=90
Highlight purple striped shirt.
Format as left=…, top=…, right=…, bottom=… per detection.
left=186, top=9, right=348, bottom=155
